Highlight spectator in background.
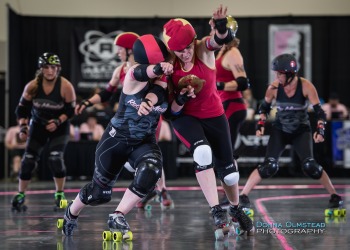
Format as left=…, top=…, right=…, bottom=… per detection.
left=5, top=121, right=26, bottom=181
left=322, top=92, right=349, bottom=120
left=242, top=88, right=258, bottom=113
left=79, top=112, right=104, bottom=141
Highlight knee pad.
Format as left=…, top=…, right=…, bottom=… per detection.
left=193, top=145, right=213, bottom=172
left=257, top=157, right=279, bottom=178
left=217, top=160, right=239, bottom=186
left=129, top=159, right=162, bottom=198
left=302, top=157, right=323, bottom=179
left=79, top=181, right=112, bottom=206
left=19, top=153, right=38, bottom=180
left=48, top=151, right=66, bottom=178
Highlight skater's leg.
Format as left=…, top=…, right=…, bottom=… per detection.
left=116, top=189, right=142, bottom=214
left=240, top=169, right=262, bottom=196
left=68, top=193, right=86, bottom=216
left=221, top=182, right=239, bottom=205
left=319, top=171, right=337, bottom=194
left=196, top=169, right=220, bottom=207
left=54, top=177, right=66, bottom=193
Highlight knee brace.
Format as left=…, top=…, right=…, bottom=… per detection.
left=129, top=159, right=162, bottom=198
left=193, top=145, right=213, bottom=172
left=19, top=153, right=38, bottom=180
left=79, top=181, right=112, bottom=206
left=302, top=157, right=323, bottom=179
left=48, top=151, right=66, bottom=178
left=257, top=157, right=279, bottom=178
left=216, top=159, right=240, bottom=186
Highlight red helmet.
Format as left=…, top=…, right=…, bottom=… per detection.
left=163, top=18, right=196, bottom=51
left=133, top=35, right=169, bottom=64
left=114, top=32, right=140, bottom=49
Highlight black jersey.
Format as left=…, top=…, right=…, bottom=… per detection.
left=274, top=77, right=311, bottom=134
left=32, top=77, right=65, bottom=124
left=110, top=83, right=168, bottom=144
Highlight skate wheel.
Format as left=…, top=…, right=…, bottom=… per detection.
left=123, top=231, right=133, bottom=241
left=333, top=209, right=340, bottom=217
left=244, top=208, right=254, bottom=217
left=340, top=209, right=346, bottom=217
left=144, top=204, right=152, bottom=211
left=60, top=199, right=68, bottom=209
left=324, top=209, right=332, bottom=217
left=103, top=230, right=112, bottom=241
left=57, top=219, right=64, bottom=229
left=112, top=231, right=123, bottom=242
left=215, top=228, right=225, bottom=240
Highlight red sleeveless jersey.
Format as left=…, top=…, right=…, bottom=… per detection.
left=215, top=55, right=243, bottom=102
left=171, top=54, right=224, bottom=119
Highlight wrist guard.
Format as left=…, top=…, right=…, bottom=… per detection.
left=81, top=99, right=93, bottom=108
left=175, top=92, right=190, bottom=106
left=213, top=18, right=228, bottom=34
left=52, top=118, right=62, bottom=127
left=256, top=119, right=266, bottom=132
left=153, top=63, right=164, bottom=76
left=316, top=122, right=325, bottom=138
left=216, top=82, right=225, bottom=90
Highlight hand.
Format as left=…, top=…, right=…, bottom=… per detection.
left=19, top=124, right=29, bottom=141
left=175, top=85, right=196, bottom=106
left=212, top=4, right=227, bottom=20
left=160, top=62, right=173, bottom=76
left=138, top=98, right=153, bottom=116
left=75, top=99, right=92, bottom=115
left=313, top=132, right=325, bottom=143
left=46, top=118, right=61, bottom=132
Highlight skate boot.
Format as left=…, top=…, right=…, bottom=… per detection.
left=102, top=212, right=133, bottom=242
left=136, top=190, right=159, bottom=211
left=11, top=192, right=27, bottom=212
left=325, top=194, right=346, bottom=217
left=239, top=194, right=254, bottom=217
left=211, top=205, right=234, bottom=240
left=54, top=191, right=68, bottom=211
left=229, top=205, right=255, bottom=236
left=57, top=201, right=78, bottom=236
left=159, top=188, right=174, bottom=210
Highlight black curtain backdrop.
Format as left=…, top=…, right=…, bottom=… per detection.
left=7, top=6, right=350, bottom=126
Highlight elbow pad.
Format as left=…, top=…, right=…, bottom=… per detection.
left=236, top=77, right=250, bottom=91
left=149, top=84, right=166, bottom=106
left=63, top=101, right=75, bottom=119
left=258, top=100, right=272, bottom=115
left=133, top=64, right=150, bottom=82
left=15, top=97, right=32, bottom=119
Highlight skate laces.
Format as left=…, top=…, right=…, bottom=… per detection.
left=110, top=212, right=130, bottom=230
left=229, top=205, right=252, bottom=231
left=211, top=205, right=227, bottom=226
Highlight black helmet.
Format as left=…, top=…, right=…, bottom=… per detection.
left=38, top=52, right=61, bottom=68
left=271, top=53, right=298, bottom=73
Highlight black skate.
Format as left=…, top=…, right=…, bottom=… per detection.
left=211, top=205, right=234, bottom=240
left=239, top=194, right=254, bottom=217
left=54, top=191, right=68, bottom=211
left=102, top=212, right=133, bottom=242
left=159, top=188, right=175, bottom=211
left=136, top=190, right=159, bottom=211
left=229, top=205, right=255, bottom=236
left=57, top=202, right=78, bottom=236
left=325, top=194, right=346, bottom=217
left=11, top=192, right=27, bottom=212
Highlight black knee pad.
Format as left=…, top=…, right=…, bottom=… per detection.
left=129, top=159, right=162, bottom=198
left=302, top=157, right=323, bottom=179
left=216, top=160, right=239, bottom=186
left=48, top=151, right=66, bottom=178
left=257, top=157, right=279, bottom=178
left=79, top=181, right=112, bottom=206
left=19, top=153, right=38, bottom=180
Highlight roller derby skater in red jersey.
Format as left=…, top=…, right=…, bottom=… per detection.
left=240, top=53, right=345, bottom=218
left=59, top=35, right=174, bottom=240
left=162, top=4, right=254, bottom=239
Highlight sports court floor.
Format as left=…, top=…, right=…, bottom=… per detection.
left=0, top=178, right=348, bottom=250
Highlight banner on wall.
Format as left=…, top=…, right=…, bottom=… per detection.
left=332, top=121, right=350, bottom=168
left=268, top=24, right=312, bottom=83
left=71, top=29, right=124, bottom=93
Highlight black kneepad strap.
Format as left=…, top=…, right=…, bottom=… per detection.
left=257, top=157, right=279, bottom=178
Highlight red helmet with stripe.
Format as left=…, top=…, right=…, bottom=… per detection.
left=114, top=32, right=140, bottom=49
left=163, top=18, right=196, bottom=51
left=133, top=34, right=169, bottom=64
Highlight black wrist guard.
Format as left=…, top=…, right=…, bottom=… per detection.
left=153, top=63, right=164, bottom=76
left=256, top=119, right=266, bottom=132
left=81, top=99, right=93, bottom=108
left=52, top=119, right=62, bottom=127
left=316, top=122, right=325, bottom=138
left=175, top=92, right=190, bottom=106
left=213, top=18, right=228, bottom=34
left=216, top=82, right=225, bottom=90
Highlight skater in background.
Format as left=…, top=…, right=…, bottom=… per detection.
left=162, top=4, right=254, bottom=236
left=5, top=120, right=26, bottom=181
left=11, top=52, right=76, bottom=211
left=75, top=31, right=174, bottom=210
left=239, top=53, right=344, bottom=212
left=210, top=18, right=250, bottom=207
left=61, top=34, right=175, bottom=237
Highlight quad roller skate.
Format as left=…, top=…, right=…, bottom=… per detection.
left=239, top=194, right=254, bottom=217
left=229, top=205, right=255, bottom=236
left=11, top=192, right=27, bottom=212
left=54, top=191, right=68, bottom=211
left=159, top=188, right=174, bottom=211
left=324, top=194, right=346, bottom=217
left=57, top=202, right=78, bottom=236
left=102, top=212, right=133, bottom=242
left=135, top=190, right=159, bottom=211
left=211, top=205, right=235, bottom=240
